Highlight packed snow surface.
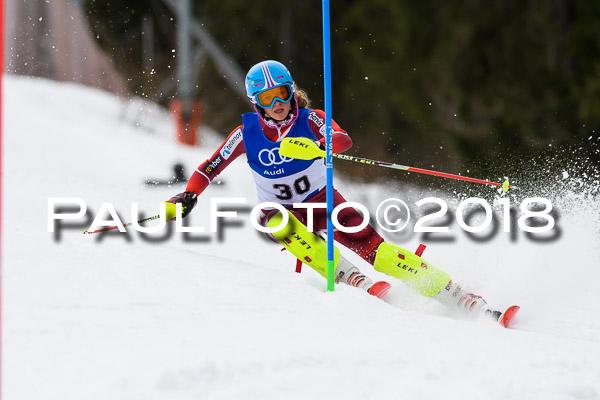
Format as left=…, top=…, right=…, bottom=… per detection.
left=3, top=75, right=600, bottom=400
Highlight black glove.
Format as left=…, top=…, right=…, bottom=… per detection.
left=313, top=140, right=326, bottom=159
left=167, top=191, right=198, bottom=218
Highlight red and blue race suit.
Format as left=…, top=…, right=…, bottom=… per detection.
left=185, top=108, right=384, bottom=264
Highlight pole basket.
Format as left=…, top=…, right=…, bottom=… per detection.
left=170, top=99, right=202, bottom=146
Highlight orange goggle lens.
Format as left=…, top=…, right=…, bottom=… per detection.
left=256, top=85, right=293, bottom=108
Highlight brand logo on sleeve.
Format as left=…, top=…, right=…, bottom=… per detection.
left=202, top=155, right=223, bottom=176
left=308, top=111, right=324, bottom=128
left=220, top=129, right=243, bottom=160
left=308, top=112, right=327, bottom=135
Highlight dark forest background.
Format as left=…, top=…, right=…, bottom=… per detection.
left=83, top=0, right=600, bottom=182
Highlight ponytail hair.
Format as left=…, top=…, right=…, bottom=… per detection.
left=295, top=86, right=311, bottom=109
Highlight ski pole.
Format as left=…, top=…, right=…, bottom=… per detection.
left=279, top=137, right=514, bottom=192
left=82, top=214, right=161, bottom=235
left=82, top=201, right=191, bottom=235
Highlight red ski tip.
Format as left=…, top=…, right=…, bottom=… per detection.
left=499, top=305, right=520, bottom=328
left=368, top=281, right=391, bottom=299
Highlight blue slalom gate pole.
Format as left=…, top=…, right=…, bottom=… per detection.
left=322, top=0, right=335, bottom=291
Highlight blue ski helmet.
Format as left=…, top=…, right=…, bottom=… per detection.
left=245, top=60, right=299, bottom=129
left=245, top=60, right=295, bottom=105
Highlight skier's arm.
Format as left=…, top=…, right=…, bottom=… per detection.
left=307, top=109, right=352, bottom=153
left=185, top=126, right=245, bottom=195
left=166, top=126, right=245, bottom=218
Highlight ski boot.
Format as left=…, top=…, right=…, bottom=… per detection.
left=433, top=280, right=492, bottom=314
left=433, top=280, right=520, bottom=327
left=336, top=257, right=391, bottom=299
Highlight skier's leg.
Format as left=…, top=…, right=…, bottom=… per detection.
left=373, top=242, right=450, bottom=297
left=266, top=210, right=390, bottom=297
left=308, top=189, right=384, bottom=265
left=294, top=189, right=492, bottom=313
left=373, top=242, right=491, bottom=314
left=266, top=209, right=335, bottom=279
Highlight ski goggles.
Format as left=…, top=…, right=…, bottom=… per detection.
left=255, top=84, right=293, bottom=109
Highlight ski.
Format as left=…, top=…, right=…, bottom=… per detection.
left=498, top=305, right=520, bottom=328
left=367, top=281, right=391, bottom=299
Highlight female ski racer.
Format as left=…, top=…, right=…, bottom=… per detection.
left=166, top=60, right=499, bottom=319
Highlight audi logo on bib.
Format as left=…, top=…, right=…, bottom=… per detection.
left=258, top=148, right=294, bottom=166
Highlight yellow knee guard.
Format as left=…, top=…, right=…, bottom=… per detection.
left=267, top=211, right=340, bottom=278
left=373, top=242, right=450, bottom=297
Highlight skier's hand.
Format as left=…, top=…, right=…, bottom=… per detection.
left=316, top=139, right=326, bottom=151
left=165, top=191, right=197, bottom=220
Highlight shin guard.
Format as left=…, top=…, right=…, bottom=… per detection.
left=373, top=242, right=450, bottom=297
left=267, top=211, right=339, bottom=278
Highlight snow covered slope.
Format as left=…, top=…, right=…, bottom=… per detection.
left=3, top=75, right=600, bottom=400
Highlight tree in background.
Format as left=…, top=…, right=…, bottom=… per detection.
left=83, top=0, right=600, bottom=181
